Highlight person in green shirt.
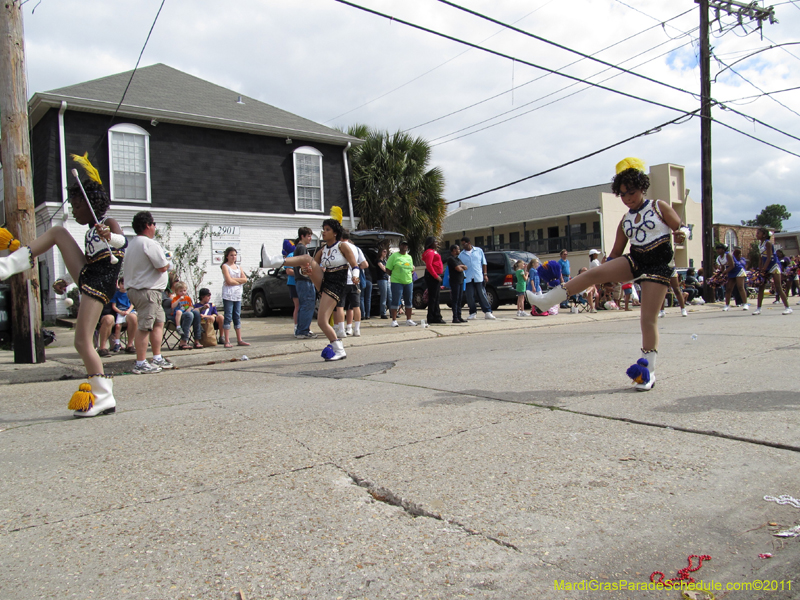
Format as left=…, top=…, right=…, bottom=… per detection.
left=514, top=260, right=528, bottom=317
left=386, top=241, right=417, bottom=327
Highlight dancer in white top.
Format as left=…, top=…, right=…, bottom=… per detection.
left=529, top=158, right=687, bottom=391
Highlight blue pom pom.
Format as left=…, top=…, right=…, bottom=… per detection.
left=321, top=344, right=335, bottom=360
left=282, top=240, right=296, bottom=257
left=626, top=359, right=650, bottom=384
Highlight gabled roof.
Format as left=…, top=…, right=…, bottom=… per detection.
left=29, top=63, right=362, bottom=146
left=444, top=183, right=611, bottom=233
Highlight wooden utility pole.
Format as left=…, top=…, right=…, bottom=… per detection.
left=1, top=1, right=45, bottom=363
left=699, top=0, right=714, bottom=302
left=696, top=0, right=777, bottom=301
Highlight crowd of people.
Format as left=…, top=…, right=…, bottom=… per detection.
left=0, top=154, right=796, bottom=417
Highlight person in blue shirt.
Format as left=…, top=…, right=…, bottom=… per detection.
left=558, top=249, right=571, bottom=281
left=458, top=237, right=496, bottom=320
left=110, top=278, right=137, bottom=353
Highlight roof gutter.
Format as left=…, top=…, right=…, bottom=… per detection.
left=58, top=101, right=69, bottom=216
left=342, top=142, right=356, bottom=229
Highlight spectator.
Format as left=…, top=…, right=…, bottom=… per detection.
left=170, top=281, right=203, bottom=349
left=588, top=249, right=603, bottom=269
left=558, top=249, right=571, bottom=281
left=577, top=267, right=598, bottom=312
left=220, top=247, right=251, bottom=347
left=124, top=211, right=174, bottom=374
left=376, top=247, right=392, bottom=319
left=339, top=230, right=368, bottom=337
left=446, top=244, right=467, bottom=323
left=284, top=250, right=299, bottom=335
left=193, top=287, right=224, bottom=344
left=293, top=227, right=317, bottom=339
left=459, top=237, right=496, bottom=320
left=386, top=240, right=417, bottom=327
left=110, top=277, right=137, bottom=353
left=526, top=258, right=541, bottom=293
left=514, top=260, right=528, bottom=317
left=422, top=236, right=446, bottom=324
left=96, top=302, right=117, bottom=357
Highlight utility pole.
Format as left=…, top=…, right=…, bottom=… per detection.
left=696, top=0, right=777, bottom=301
left=0, top=1, right=45, bottom=363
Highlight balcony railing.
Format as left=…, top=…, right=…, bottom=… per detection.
left=485, top=233, right=602, bottom=255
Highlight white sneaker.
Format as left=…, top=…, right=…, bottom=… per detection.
left=352, top=323, right=361, bottom=336
left=467, top=313, right=478, bottom=320
left=680, top=308, right=688, bottom=317
left=783, top=307, right=793, bottom=315
left=722, top=305, right=730, bottom=311
left=658, top=310, right=665, bottom=318
left=152, top=356, right=175, bottom=370
left=485, top=312, right=496, bottom=320
left=406, top=319, right=417, bottom=326
left=742, top=304, right=750, bottom=310
left=752, top=309, right=761, bottom=315
left=345, top=325, right=353, bottom=336
left=132, top=361, right=162, bottom=375
left=391, top=320, right=399, bottom=327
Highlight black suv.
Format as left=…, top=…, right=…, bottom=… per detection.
left=250, top=230, right=404, bottom=317
left=413, top=250, right=538, bottom=311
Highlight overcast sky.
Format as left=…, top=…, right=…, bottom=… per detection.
left=21, top=0, right=800, bottom=230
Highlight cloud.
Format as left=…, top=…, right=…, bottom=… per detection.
left=21, top=0, right=800, bottom=226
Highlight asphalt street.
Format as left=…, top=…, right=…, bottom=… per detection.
left=1, top=303, right=799, bottom=599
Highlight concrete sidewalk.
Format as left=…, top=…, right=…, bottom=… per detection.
left=1, top=302, right=720, bottom=384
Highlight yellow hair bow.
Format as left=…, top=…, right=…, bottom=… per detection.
left=615, top=157, right=646, bottom=174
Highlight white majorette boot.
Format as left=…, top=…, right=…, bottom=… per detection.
left=626, top=349, right=657, bottom=391
left=321, top=339, right=346, bottom=361
left=0, top=246, right=34, bottom=280
left=69, top=374, right=117, bottom=417
left=352, top=321, right=361, bottom=337
left=260, top=245, right=285, bottom=269
left=529, top=284, right=568, bottom=312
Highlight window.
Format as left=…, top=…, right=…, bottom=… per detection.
left=724, top=229, right=737, bottom=248
left=474, top=236, right=484, bottom=248
left=108, top=123, right=151, bottom=203
left=293, top=146, right=324, bottom=212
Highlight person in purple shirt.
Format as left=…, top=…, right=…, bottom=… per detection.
left=193, top=288, right=224, bottom=343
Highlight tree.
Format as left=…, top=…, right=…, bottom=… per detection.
left=155, top=223, right=216, bottom=298
left=345, top=125, right=446, bottom=261
left=741, top=204, right=791, bottom=231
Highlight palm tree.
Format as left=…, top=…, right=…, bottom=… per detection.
left=345, top=125, right=446, bottom=261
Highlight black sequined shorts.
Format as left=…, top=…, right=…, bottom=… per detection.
left=321, top=265, right=348, bottom=302
left=79, top=254, right=123, bottom=304
left=624, top=238, right=673, bottom=287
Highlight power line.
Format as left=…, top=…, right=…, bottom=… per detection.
left=712, top=116, right=800, bottom=160
left=712, top=51, right=800, bottom=118
left=430, top=36, right=696, bottom=146
left=435, top=1, right=700, bottom=101
left=331, top=0, right=697, bottom=119
left=323, top=0, right=557, bottom=124
left=404, top=9, right=695, bottom=133
left=719, top=103, right=800, bottom=144
left=721, top=85, right=800, bottom=103
left=446, top=110, right=699, bottom=204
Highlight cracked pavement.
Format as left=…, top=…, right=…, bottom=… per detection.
left=1, top=305, right=799, bottom=599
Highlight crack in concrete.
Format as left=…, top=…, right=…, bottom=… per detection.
left=341, top=467, right=520, bottom=552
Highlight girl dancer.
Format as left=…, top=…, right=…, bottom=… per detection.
left=0, top=154, right=125, bottom=416
left=262, top=208, right=359, bottom=361
left=529, top=158, right=688, bottom=391
left=752, top=228, right=791, bottom=315
left=716, top=244, right=749, bottom=311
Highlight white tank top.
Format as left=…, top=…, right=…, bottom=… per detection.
left=222, top=263, right=243, bottom=301
left=319, top=241, right=348, bottom=269
left=621, top=199, right=672, bottom=248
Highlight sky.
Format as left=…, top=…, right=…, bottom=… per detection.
left=19, top=0, right=800, bottom=230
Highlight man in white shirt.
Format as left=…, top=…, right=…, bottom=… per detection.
left=123, top=211, right=173, bottom=374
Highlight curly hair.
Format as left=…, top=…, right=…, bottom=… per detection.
left=321, top=218, right=344, bottom=241
left=611, top=168, right=650, bottom=196
left=68, top=179, right=110, bottom=222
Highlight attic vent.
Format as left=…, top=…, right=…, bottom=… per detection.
left=236, top=96, right=245, bottom=104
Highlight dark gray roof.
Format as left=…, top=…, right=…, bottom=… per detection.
left=444, top=183, right=611, bottom=233
left=29, top=63, right=361, bottom=146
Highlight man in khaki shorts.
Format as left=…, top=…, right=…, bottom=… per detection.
left=123, top=211, right=174, bottom=374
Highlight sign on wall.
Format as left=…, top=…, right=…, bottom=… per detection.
left=212, top=225, right=241, bottom=264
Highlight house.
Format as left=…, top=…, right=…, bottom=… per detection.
left=27, top=63, right=362, bottom=318
left=442, top=163, right=703, bottom=273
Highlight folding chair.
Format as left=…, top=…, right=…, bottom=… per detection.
left=570, top=294, right=591, bottom=313
left=161, top=298, right=184, bottom=351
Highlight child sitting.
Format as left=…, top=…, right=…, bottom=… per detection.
left=110, top=278, right=136, bottom=353
left=170, top=281, right=193, bottom=335
left=193, top=287, right=225, bottom=344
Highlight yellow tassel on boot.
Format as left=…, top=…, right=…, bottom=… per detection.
left=0, top=228, right=20, bottom=252
left=68, top=383, right=95, bottom=411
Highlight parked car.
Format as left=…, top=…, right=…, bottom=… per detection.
left=250, top=230, right=405, bottom=317
left=413, top=250, right=539, bottom=311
